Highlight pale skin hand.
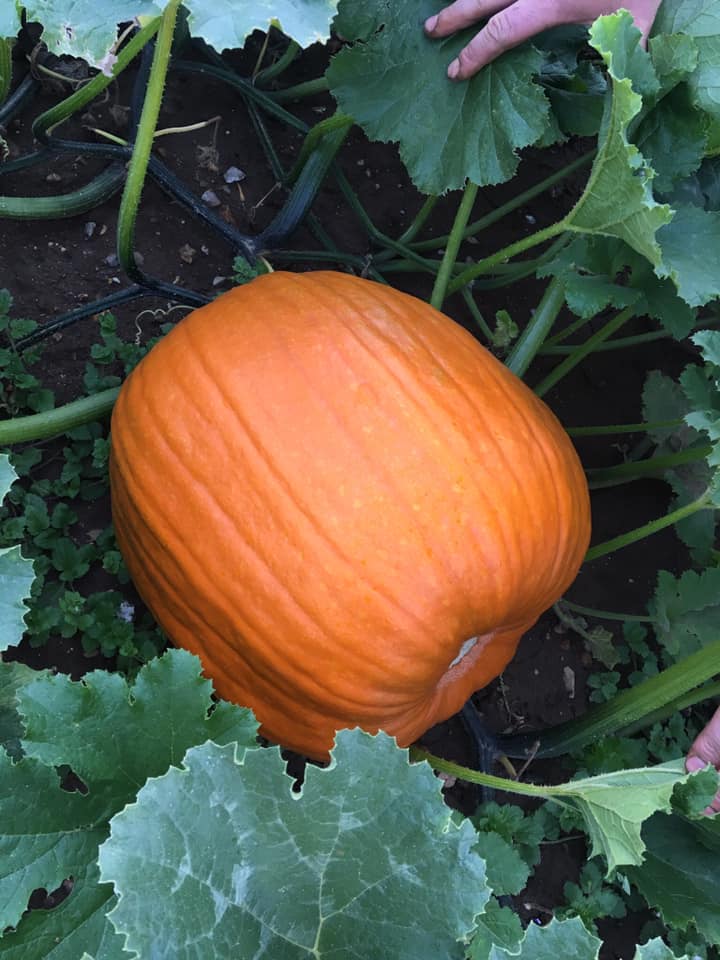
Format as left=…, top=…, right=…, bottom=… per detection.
left=424, top=0, right=663, bottom=80
left=686, top=705, right=720, bottom=815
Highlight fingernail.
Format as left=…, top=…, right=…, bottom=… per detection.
left=686, top=756, right=706, bottom=772
left=448, top=59, right=460, bottom=80
left=425, top=14, right=438, bottom=32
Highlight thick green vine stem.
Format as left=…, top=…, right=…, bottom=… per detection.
left=410, top=151, right=594, bottom=255
left=558, top=599, right=653, bottom=624
left=287, top=112, right=354, bottom=184
left=0, top=38, right=11, bottom=106
left=254, top=40, right=300, bottom=86
left=397, top=195, right=438, bottom=246
left=497, top=636, right=720, bottom=759
left=430, top=182, right=478, bottom=310
left=585, top=490, right=713, bottom=561
left=0, top=388, right=119, bottom=444
left=506, top=277, right=565, bottom=377
left=33, top=19, right=161, bottom=140
left=0, top=164, right=125, bottom=219
left=117, top=1, right=180, bottom=280
left=587, top=444, right=712, bottom=488
left=270, top=76, right=330, bottom=102
left=534, top=305, right=635, bottom=398
left=619, top=680, right=720, bottom=737
left=567, top=419, right=683, bottom=437
left=448, top=221, right=564, bottom=294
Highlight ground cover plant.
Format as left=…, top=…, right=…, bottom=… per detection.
left=1, top=0, right=720, bottom=957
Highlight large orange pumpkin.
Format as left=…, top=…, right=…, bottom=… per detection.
left=110, top=271, right=590, bottom=759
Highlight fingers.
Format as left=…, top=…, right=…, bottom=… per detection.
left=425, top=0, right=664, bottom=80
left=686, top=704, right=720, bottom=816
left=626, top=0, right=663, bottom=43
left=424, top=0, right=511, bottom=37
left=445, top=0, right=561, bottom=80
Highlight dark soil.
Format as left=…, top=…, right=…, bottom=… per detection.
left=0, top=31, right=687, bottom=959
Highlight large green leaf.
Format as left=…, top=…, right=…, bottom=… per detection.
left=99, top=729, right=490, bottom=960
left=563, top=14, right=672, bottom=264
left=0, top=650, right=257, bottom=955
left=0, top=455, right=34, bottom=653
left=642, top=373, right=714, bottom=563
left=326, top=0, right=550, bottom=194
left=490, top=917, right=601, bottom=960
left=538, top=236, right=696, bottom=337
left=0, top=661, right=35, bottom=760
left=0, top=2, right=21, bottom=37
left=626, top=813, right=720, bottom=944
left=657, top=203, right=720, bottom=306
left=187, top=0, right=341, bottom=53
left=653, top=0, right=720, bottom=116
left=651, top=567, right=720, bottom=660
left=546, top=761, right=717, bottom=875
left=23, top=0, right=339, bottom=66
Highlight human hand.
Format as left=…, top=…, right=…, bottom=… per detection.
left=686, top=704, right=720, bottom=815
left=424, top=0, right=662, bottom=80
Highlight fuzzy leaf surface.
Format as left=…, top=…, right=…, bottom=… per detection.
left=0, top=3, right=21, bottom=38
left=0, top=651, right=257, bottom=956
left=549, top=761, right=714, bottom=874
left=653, top=0, right=720, bottom=116
left=626, top=813, right=720, bottom=944
left=467, top=899, right=523, bottom=960
left=326, top=0, right=549, bottom=193
left=0, top=455, right=34, bottom=653
left=651, top=567, right=720, bottom=661
left=23, top=0, right=338, bottom=67
left=657, top=204, right=720, bottom=306
left=563, top=14, right=672, bottom=264
left=642, top=372, right=714, bottom=562
left=490, top=916, right=601, bottom=960
left=0, top=661, right=34, bottom=760
left=100, top=729, right=489, bottom=960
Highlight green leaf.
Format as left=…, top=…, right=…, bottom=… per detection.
left=563, top=14, right=673, bottom=264
left=642, top=372, right=715, bottom=562
left=634, top=87, right=708, bottom=194
left=187, top=0, right=341, bottom=52
left=467, top=899, right=523, bottom=960
left=649, top=32, right=699, bottom=95
left=0, top=660, right=35, bottom=760
left=626, top=813, right=720, bottom=944
left=327, top=0, right=550, bottom=193
left=1, top=651, right=257, bottom=954
left=24, top=1, right=160, bottom=64
left=633, top=938, right=692, bottom=960
left=650, top=568, right=720, bottom=662
left=657, top=203, right=720, bottom=306
left=0, top=2, right=21, bottom=38
left=490, top=916, right=601, bottom=960
left=548, top=761, right=714, bottom=874
left=0, top=455, right=34, bottom=653
left=538, top=237, right=695, bottom=337
left=473, top=831, right=529, bottom=896
left=100, top=729, right=490, bottom=960
left=24, top=0, right=338, bottom=68
left=0, top=749, right=106, bottom=932
left=653, top=0, right=720, bottom=117
left=19, top=650, right=258, bottom=811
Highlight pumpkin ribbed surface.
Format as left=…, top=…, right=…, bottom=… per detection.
left=110, top=271, right=590, bottom=759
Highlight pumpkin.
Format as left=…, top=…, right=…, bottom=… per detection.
left=110, top=271, right=590, bottom=760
